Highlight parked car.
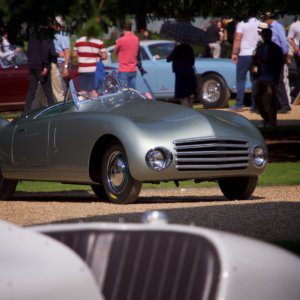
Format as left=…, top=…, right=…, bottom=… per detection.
left=0, top=50, right=78, bottom=111
left=104, top=40, right=252, bottom=108
left=0, top=69, right=267, bottom=204
left=0, top=50, right=28, bottom=111
left=1, top=215, right=300, bottom=300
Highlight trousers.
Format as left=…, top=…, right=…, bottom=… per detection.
left=236, top=55, right=254, bottom=108
left=25, top=69, right=55, bottom=113
left=253, top=80, right=278, bottom=126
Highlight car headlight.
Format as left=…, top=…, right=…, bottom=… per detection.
left=145, top=148, right=173, bottom=171
left=252, top=145, right=267, bottom=169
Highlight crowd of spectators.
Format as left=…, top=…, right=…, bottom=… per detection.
left=1, top=13, right=299, bottom=123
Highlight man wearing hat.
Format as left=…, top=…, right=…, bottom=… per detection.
left=51, top=16, right=70, bottom=102
left=263, top=12, right=291, bottom=113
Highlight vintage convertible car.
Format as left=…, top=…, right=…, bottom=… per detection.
left=1, top=214, right=300, bottom=299
left=0, top=69, right=267, bottom=204
left=105, top=40, right=252, bottom=108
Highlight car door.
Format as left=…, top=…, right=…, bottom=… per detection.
left=138, top=58, right=175, bottom=99
left=144, top=43, right=175, bottom=99
left=12, top=117, right=50, bottom=168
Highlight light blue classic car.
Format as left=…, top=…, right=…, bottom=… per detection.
left=105, top=40, right=251, bottom=108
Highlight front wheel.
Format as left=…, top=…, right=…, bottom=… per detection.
left=91, top=184, right=109, bottom=201
left=198, top=73, right=230, bottom=108
left=0, top=168, right=18, bottom=200
left=101, top=142, right=142, bottom=204
left=218, top=176, right=258, bottom=200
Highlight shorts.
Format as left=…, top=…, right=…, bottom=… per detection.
left=79, top=72, right=96, bottom=92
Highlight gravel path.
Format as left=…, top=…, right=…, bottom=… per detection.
left=1, top=186, right=299, bottom=242
left=229, top=104, right=300, bottom=126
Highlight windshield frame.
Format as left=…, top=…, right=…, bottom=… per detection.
left=69, top=68, right=153, bottom=109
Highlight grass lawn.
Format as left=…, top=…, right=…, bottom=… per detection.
left=16, top=161, right=300, bottom=192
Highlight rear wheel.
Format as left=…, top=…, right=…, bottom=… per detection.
left=101, top=142, right=142, bottom=204
left=0, top=168, right=18, bottom=200
left=198, top=73, right=230, bottom=108
left=218, top=176, right=258, bottom=200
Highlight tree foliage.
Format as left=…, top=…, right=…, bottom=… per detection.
left=0, top=0, right=299, bottom=43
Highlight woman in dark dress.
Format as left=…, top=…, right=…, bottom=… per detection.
left=167, top=43, right=197, bottom=107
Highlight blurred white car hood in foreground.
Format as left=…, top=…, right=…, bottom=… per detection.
left=0, top=220, right=102, bottom=300
left=1, top=215, right=300, bottom=300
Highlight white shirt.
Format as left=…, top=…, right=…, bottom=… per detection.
left=288, top=20, right=300, bottom=48
left=236, top=17, right=260, bottom=56
left=0, top=36, right=15, bottom=60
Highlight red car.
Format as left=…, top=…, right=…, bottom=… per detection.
left=0, top=51, right=28, bottom=111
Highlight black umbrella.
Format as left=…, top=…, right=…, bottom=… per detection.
left=160, top=21, right=208, bottom=45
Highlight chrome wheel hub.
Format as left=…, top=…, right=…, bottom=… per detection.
left=202, top=80, right=221, bottom=103
left=107, top=151, right=128, bottom=194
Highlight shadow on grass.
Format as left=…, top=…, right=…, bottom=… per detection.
left=10, top=190, right=264, bottom=203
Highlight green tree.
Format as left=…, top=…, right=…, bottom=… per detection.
left=1, top=0, right=299, bottom=43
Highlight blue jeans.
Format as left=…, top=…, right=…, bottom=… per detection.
left=118, top=71, right=137, bottom=89
left=236, top=55, right=254, bottom=108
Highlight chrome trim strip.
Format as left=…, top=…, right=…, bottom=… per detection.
left=175, top=143, right=248, bottom=150
left=176, top=156, right=250, bottom=163
left=175, top=150, right=249, bottom=155
left=176, top=163, right=249, bottom=170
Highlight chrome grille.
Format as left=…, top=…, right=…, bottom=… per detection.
left=174, top=137, right=250, bottom=171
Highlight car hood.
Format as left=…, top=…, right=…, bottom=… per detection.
left=108, top=100, right=262, bottom=141
left=110, top=100, right=199, bottom=122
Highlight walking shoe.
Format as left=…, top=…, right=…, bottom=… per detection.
left=278, top=108, right=291, bottom=114
left=250, top=108, right=259, bottom=114
left=257, top=121, right=266, bottom=128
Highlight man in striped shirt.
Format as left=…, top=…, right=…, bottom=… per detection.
left=73, top=36, right=107, bottom=97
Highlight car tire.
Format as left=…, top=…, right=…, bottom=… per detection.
left=91, top=184, right=109, bottom=201
left=101, top=141, right=142, bottom=204
left=198, top=73, right=230, bottom=108
left=218, top=176, right=258, bottom=200
left=0, top=168, right=18, bottom=200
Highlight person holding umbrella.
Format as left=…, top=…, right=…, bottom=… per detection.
left=167, top=41, right=197, bottom=108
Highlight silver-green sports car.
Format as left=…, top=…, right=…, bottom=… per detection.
left=0, top=69, right=267, bottom=204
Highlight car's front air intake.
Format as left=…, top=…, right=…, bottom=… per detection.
left=174, top=137, right=250, bottom=171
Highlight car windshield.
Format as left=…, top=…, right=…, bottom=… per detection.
left=148, top=42, right=175, bottom=60
left=70, top=68, right=155, bottom=108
